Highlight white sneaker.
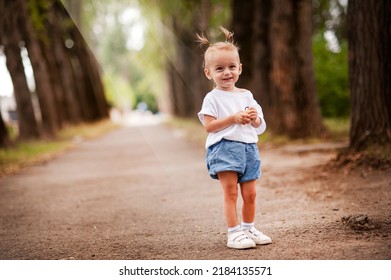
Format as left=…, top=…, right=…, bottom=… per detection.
left=243, top=227, right=272, bottom=245
left=227, top=230, right=256, bottom=249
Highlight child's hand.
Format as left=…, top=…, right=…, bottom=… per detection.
left=234, top=111, right=251, bottom=125
left=245, top=107, right=258, bottom=122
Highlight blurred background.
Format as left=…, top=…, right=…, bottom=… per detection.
left=0, top=0, right=389, bottom=160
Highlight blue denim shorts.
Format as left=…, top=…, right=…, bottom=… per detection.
left=206, top=139, right=261, bottom=183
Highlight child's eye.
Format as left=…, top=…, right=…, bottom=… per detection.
left=216, top=67, right=223, bottom=71
left=230, top=65, right=236, bottom=69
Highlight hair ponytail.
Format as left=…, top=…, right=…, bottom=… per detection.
left=195, top=33, right=211, bottom=48
left=219, top=26, right=234, bottom=43
left=196, top=26, right=237, bottom=48
left=195, top=26, right=240, bottom=67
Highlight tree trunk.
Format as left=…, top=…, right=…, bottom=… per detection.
left=294, top=0, right=325, bottom=136
left=59, top=2, right=108, bottom=121
left=231, top=0, right=255, bottom=90
left=86, top=47, right=109, bottom=119
left=3, top=43, right=40, bottom=139
left=0, top=107, right=10, bottom=148
left=251, top=0, right=272, bottom=115
left=347, top=0, right=391, bottom=150
left=166, top=61, right=180, bottom=116
left=2, top=0, right=40, bottom=140
left=190, top=0, right=211, bottom=117
left=269, top=0, right=325, bottom=137
left=231, top=0, right=273, bottom=125
left=39, top=35, right=65, bottom=129
left=231, top=0, right=324, bottom=138
left=49, top=1, right=83, bottom=124
left=71, top=30, right=108, bottom=121
left=167, top=1, right=211, bottom=118
left=19, top=0, right=59, bottom=136
left=171, top=19, right=200, bottom=117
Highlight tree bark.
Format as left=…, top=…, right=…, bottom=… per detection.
left=19, top=0, right=59, bottom=136
left=231, top=0, right=255, bottom=90
left=0, top=107, right=10, bottom=148
left=171, top=18, right=201, bottom=117
left=269, top=0, right=325, bottom=137
left=231, top=0, right=325, bottom=138
left=3, top=43, right=40, bottom=139
left=347, top=0, right=391, bottom=150
left=59, top=2, right=108, bottom=121
left=39, top=32, right=65, bottom=129
left=251, top=0, right=272, bottom=115
left=2, top=0, right=40, bottom=140
left=167, top=0, right=211, bottom=118
left=71, top=30, right=108, bottom=121
left=49, top=1, right=83, bottom=124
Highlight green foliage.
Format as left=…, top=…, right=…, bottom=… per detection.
left=101, top=24, right=128, bottom=62
left=103, top=71, right=135, bottom=110
left=133, top=92, right=158, bottom=114
left=85, top=1, right=158, bottom=114
left=312, top=0, right=347, bottom=42
left=312, top=32, right=349, bottom=118
left=28, top=0, right=51, bottom=45
left=28, top=0, right=49, bottom=32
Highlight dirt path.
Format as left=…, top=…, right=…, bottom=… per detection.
left=0, top=120, right=390, bottom=260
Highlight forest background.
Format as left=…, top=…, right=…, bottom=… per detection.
left=0, top=0, right=390, bottom=170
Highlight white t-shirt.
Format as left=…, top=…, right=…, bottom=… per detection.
left=198, top=88, right=266, bottom=149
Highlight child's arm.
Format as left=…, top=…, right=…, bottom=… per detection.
left=203, top=112, right=251, bottom=133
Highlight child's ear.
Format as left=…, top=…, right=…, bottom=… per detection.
left=238, top=63, right=243, bottom=75
left=204, top=68, right=212, bottom=80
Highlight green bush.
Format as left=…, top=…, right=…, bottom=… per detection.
left=312, top=32, right=349, bottom=118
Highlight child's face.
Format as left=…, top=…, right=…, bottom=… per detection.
left=204, top=49, right=242, bottom=92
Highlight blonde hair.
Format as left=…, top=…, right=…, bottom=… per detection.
left=196, top=26, right=240, bottom=68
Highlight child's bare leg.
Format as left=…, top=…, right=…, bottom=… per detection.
left=240, top=180, right=272, bottom=245
left=217, top=171, right=239, bottom=227
left=240, top=180, right=257, bottom=223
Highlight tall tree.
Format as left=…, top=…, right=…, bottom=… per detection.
left=165, top=0, right=211, bottom=117
left=232, top=0, right=272, bottom=118
left=19, top=0, right=59, bottom=136
left=232, top=0, right=325, bottom=138
left=0, top=107, right=10, bottom=148
left=1, top=0, right=40, bottom=140
left=48, top=0, right=83, bottom=124
left=347, top=0, right=391, bottom=150
left=58, top=2, right=109, bottom=121
left=1, top=0, right=109, bottom=142
left=269, top=0, right=325, bottom=137
left=231, top=0, right=255, bottom=90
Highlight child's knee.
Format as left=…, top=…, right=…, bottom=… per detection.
left=243, top=189, right=257, bottom=203
left=224, top=188, right=238, bottom=201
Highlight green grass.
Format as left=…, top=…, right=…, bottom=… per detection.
left=324, top=117, right=349, bottom=141
left=0, top=120, right=119, bottom=176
